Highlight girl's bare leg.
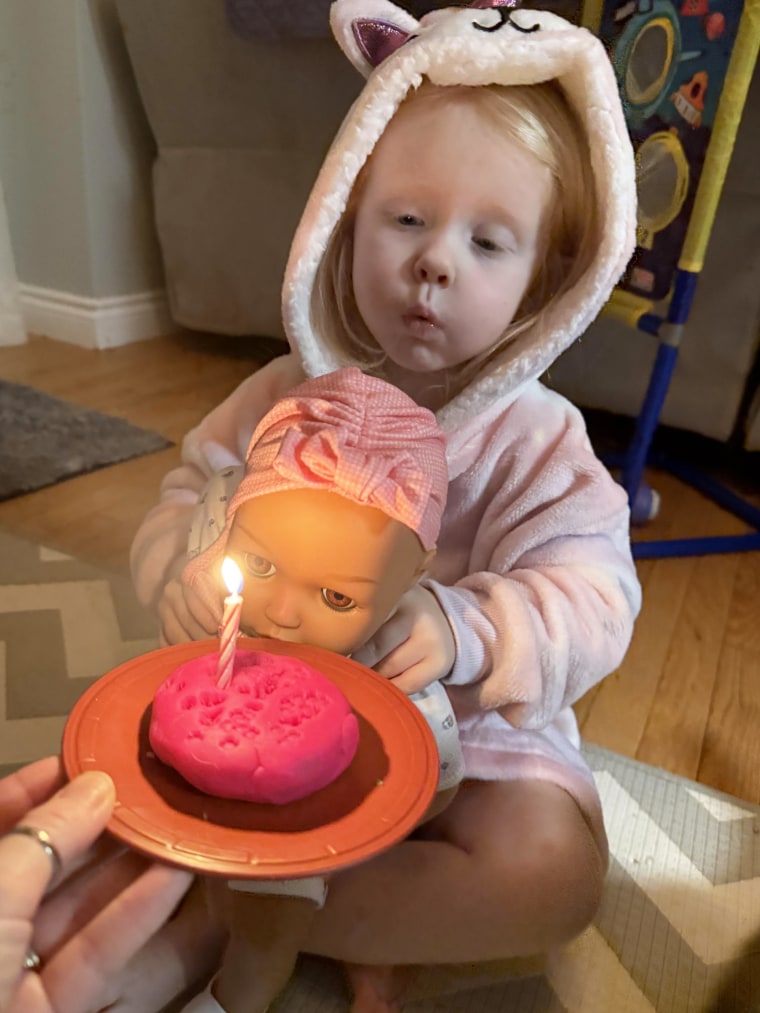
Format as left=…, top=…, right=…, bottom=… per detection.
left=306, top=778, right=606, bottom=1011
left=210, top=893, right=317, bottom=1013
left=344, top=963, right=412, bottom=1013
left=342, top=784, right=458, bottom=1013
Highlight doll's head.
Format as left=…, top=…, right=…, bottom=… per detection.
left=312, top=77, right=600, bottom=401
left=185, top=368, right=447, bottom=656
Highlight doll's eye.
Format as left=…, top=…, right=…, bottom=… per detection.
left=321, top=588, right=356, bottom=612
left=244, top=554, right=275, bottom=578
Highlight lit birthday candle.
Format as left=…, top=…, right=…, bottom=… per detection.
left=217, top=557, right=243, bottom=689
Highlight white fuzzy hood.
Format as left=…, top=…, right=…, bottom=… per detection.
left=282, top=0, right=637, bottom=432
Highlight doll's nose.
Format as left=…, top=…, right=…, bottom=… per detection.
left=263, top=586, right=301, bottom=629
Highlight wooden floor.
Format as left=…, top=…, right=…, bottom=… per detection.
left=3, top=334, right=760, bottom=805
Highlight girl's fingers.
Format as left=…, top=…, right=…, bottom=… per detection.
left=371, top=638, right=417, bottom=680
left=353, top=620, right=409, bottom=672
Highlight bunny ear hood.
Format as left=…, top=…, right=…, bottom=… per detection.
left=282, top=0, right=637, bottom=431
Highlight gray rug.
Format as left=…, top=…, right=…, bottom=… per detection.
left=0, top=379, right=172, bottom=501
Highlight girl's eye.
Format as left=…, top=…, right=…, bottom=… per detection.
left=321, top=588, right=356, bottom=611
left=244, top=554, right=275, bottom=578
left=397, top=214, right=423, bottom=227
left=474, top=236, right=502, bottom=253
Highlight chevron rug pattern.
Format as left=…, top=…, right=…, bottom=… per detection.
left=1, top=529, right=758, bottom=1011
left=273, top=750, right=760, bottom=1012
left=0, top=529, right=158, bottom=778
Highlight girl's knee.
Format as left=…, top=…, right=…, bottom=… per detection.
left=489, top=783, right=606, bottom=946
left=432, top=779, right=606, bottom=951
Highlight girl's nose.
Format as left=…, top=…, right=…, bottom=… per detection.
left=413, top=239, right=454, bottom=287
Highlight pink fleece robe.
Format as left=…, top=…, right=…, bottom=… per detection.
left=130, top=352, right=640, bottom=847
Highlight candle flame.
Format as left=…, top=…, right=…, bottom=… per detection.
left=221, top=556, right=243, bottom=596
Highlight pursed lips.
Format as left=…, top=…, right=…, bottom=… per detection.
left=402, top=304, right=443, bottom=332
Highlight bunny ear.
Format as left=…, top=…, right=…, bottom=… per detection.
left=353, top=18, right=412, bottom=67
left=330, top=0, right=420, bottom=77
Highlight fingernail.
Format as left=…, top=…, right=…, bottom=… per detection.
left=61, top=770, right=116, bottom=811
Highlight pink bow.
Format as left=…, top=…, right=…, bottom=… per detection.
left=273, top=425, right=435, bottom=539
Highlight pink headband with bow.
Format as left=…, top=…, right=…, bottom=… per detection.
left=185, top=368, right=448, bottom=590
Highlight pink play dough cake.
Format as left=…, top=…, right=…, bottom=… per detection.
left=148, top=649, right=360, bottom=804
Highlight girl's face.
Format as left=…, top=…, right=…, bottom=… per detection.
left=225, top=488, right=429, bottom=657
left=352, top=96, right=553, bottom=381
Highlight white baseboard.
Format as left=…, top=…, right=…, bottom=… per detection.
left=0, top=304, right=27, bottom=346
left=19, top=284, right=174, bottom=349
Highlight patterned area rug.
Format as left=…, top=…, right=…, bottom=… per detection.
left=0, top=529, right=158, bottom=778
left=2, top=530, right=758, bottom=1010
left=0, top=380, right=172, bottom=501
left=273, top=751, right=760, bottom=1012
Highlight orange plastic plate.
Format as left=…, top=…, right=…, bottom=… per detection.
left=62, top=637, right=438, bottom=879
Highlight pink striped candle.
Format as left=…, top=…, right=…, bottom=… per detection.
left=216, top=557, right=243, bottom=689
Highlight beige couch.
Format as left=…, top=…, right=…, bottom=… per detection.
left=116, top=0, right=440, bottom=341
left=116, top=0, right=363, bottom=339
left=117, top=0, right=760, bottom=445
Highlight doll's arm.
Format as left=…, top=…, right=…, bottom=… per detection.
left=130, top=354, right=305, bottom=615
left=431, top=390, right=641, bottom=729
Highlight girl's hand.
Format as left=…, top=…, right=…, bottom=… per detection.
left=0, top=756, right=225, bottom=1013
left=352, top=585, right=455, bottom=695
left=157, top=563, right=221, bottom=646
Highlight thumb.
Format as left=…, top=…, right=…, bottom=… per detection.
left=191, top=570, right=224, bottom=621
left=350, top=640, right=380, bottom=670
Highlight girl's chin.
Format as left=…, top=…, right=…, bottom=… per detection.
left=387, top=352, right=449, bottom=377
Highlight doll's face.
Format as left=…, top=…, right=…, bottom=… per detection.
left=352, top=94, right=552, bottom=380
left=225, top=488, right=431, bottom=656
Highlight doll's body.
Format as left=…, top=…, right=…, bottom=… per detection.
left=181, top=368, right=460, bottom=1013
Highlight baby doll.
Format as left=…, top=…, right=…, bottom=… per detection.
left=180, top=367, right=463, bottom=1013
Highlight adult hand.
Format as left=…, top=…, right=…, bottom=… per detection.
left=0, top=756, right=224, bottom=1013
left=157, top=560, right=221, bottom=646
left=352, top=585, right=455, bottom=695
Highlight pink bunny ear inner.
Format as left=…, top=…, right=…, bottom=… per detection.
left=352, top=18, right=412, bottom=68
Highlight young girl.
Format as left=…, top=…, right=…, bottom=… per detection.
left=131, top=1, right=641, bottom=1009
left=178, top=366, right=462, bottom=1013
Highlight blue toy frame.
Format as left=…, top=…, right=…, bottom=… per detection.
left=585, top=0, right=760, bottom=558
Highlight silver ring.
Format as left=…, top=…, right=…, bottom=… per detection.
left=5, top=825, right=62, bottom=876
left=23, top=949, right=42, bottom=971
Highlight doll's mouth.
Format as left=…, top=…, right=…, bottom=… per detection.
left=241, top=624, right=300, bottom=644
left=240, top=623, right=263, bottom=639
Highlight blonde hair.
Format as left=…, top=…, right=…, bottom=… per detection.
left=311, top=78, right=601, bottom=389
